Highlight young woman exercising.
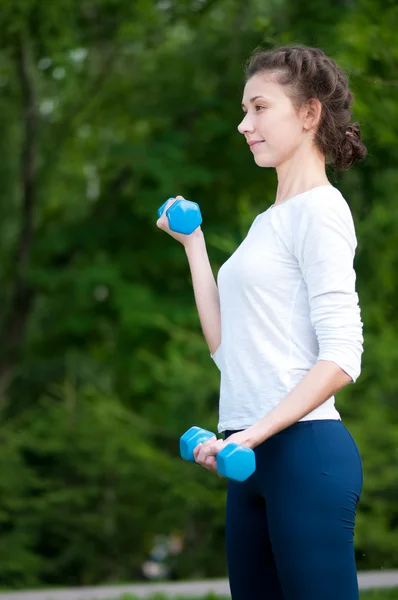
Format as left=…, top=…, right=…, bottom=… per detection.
left=158, top=45, right=367, bottom=600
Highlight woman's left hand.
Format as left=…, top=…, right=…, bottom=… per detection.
left=193, top=429, right=257, bottom=476
left=193, top=438, right=225, bottom=475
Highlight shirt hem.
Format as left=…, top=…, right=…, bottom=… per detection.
left=218, top=413, right=341, bottom=434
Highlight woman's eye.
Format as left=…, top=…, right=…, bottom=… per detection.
left=255, top=105, right=265, bottom=111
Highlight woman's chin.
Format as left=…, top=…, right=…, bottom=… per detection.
left=253, top=155, right=277, bottom=168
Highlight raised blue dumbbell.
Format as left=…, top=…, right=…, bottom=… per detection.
left=180, top=426, right=256, bottom=483
left=157, top=198, right=202, bottom=235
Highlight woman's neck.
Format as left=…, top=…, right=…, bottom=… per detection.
left=274, top=146, right=330, bottom=206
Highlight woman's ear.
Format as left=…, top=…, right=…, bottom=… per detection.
left=302, top=98, right=322, bottom=131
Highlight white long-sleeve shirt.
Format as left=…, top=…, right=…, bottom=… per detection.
left=211, top=185, right=363, bottom=433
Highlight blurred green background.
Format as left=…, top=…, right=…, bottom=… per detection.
left=0, top=0, right=397, bottom=590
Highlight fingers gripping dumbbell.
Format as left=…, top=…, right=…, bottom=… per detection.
left=157, top=198, right=202, bottom=235
left=180, top=426, right=256, bottom=483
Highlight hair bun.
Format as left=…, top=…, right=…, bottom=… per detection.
left=334, top=122, right=367, bottom=171
left=346, top=123, right=361, bottom=140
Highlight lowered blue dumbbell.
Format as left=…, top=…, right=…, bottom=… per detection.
left=180, top=426, right=256, bottom=483
left=157, top=198, right=202, bottom=235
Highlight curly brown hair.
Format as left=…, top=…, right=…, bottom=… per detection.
left=244, top=46, right=367, bottom=171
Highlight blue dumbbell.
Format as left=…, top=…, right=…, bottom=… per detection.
left=157, top=198, right=202, bottom=235
left=180, top=426, right=256, bottom=483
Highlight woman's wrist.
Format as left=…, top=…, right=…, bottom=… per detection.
left=246, top=421, right=272, bottom=449
left=184, top=228, right=205, bottom=255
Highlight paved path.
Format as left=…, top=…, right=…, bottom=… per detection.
left=0, top=571, right=396, bottom=599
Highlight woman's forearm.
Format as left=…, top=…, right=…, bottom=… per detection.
left=185, top=231, right=221, bottom=356
left=248, top=360, right=352, bottom=447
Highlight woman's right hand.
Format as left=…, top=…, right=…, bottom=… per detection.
left=156, top=195, right=203, bottom=247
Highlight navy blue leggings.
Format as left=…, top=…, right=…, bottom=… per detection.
left=224, top=420, right=363, bottom=600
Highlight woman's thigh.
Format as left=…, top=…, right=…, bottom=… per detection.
left=259, top=420, right=363, bottom=600
left=226, top=479, right=284, bottom=600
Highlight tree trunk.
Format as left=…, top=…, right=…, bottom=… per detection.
left=0, top=35, right=38, bottom=399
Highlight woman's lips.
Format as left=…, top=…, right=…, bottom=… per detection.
left=249, top=140, right=264, bottom=149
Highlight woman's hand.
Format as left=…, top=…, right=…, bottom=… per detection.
left=194, top=436, right=224, bottom=475
left=193, top=429, right=258, bottom=477
left=156, top=195, right=203, bottom=247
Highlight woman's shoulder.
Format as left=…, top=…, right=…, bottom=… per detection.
left=292, top=185, right=349, bottom=213
left=271, top=185, right=357, bottom=255
left=285, top=185, right=355, bottom=232
left=269, top=185, right=351, bottom=220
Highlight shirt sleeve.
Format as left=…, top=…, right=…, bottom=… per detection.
left=294, top=192, right=364, bottom=382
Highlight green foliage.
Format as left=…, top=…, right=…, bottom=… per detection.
left=361, top=591, right=398, bottom=599
left=0, top=0, right=397, bottom=588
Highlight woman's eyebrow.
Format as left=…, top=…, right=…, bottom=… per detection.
left=241, top=95, right=268, bottom=108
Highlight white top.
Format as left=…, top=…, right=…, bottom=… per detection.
left=211, top=185, right=364, bottom=433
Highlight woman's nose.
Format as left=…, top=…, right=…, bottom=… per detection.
left=237, top=112, right=254, bottom=134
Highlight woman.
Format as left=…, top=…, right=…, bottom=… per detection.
left=157, top=45, right=367, bottom=600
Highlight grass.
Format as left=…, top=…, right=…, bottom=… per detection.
left=362, top=592, right=398, bottom=599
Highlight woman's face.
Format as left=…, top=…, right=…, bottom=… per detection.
left=238, top=72, right=310, bottom=169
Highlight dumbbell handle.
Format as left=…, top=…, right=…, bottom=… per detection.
left=180, top=426, right=255, bottom=482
